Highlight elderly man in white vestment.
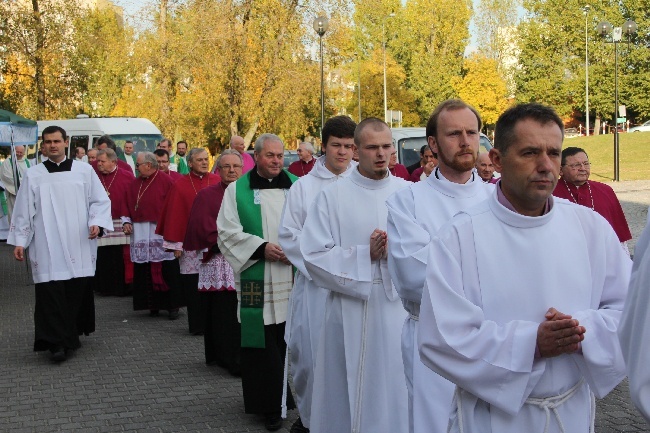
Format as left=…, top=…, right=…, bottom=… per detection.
left=300, top=117, right=410, bottom=433
left=217, top=133, right=297, bottom=431
left=8, top=125, right=112, bottom=363
left=418, top=103, right=631, bottom=433
left=386, top=99, right=493, bottom=433
left=619, top=211, right=650, bottom=422
left=279, top=115, right=357, bottom=433
left=0, top=144, right=30, bottom=223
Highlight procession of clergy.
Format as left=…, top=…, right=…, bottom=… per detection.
left=6, top=99, right=650, bottom=433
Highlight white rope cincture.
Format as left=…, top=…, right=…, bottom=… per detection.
left=524, top=378, right=591, bottom=433
left=352, top=280, right=372, bottom=433
left=409, top=314, right=419, bottom=322
left=281, top=345, right=289, bottom=419
left=454, top=378, right=593, bottom=433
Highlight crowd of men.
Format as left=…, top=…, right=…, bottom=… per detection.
left=3, top=100, right=650, bottom=433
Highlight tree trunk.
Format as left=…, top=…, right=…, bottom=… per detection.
left=594, top=116, right=601, bottom=136
left=31, top=0, right=46, bottom=119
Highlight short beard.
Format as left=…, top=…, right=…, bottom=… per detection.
left=439, top=150, right=477, bottom=173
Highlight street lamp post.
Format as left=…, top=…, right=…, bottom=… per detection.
left=597, top=19, right=637, bottom=181
left=584, top=5, right=590, bottom=136
left=382, top=13, right=395, bottom=123
left=313, top=15, right=329, bottom=137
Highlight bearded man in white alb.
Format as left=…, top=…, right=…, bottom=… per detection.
left=300, top=117, right=409, bottom=433
left=418, top=103, right=631, bottom=433
left=386, top=99, right=493, bottom=433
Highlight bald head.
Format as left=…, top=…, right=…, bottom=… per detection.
left=230, top=136, right=245, bottom=154
left=475, top=152, right=495, bottom=182
left=13, top=145, right=25, bottom=160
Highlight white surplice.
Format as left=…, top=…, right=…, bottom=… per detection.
left=619, top=208, right=650, bottom=422
left=278, top=156, right=356, bottom=428
left=8, top=161, right=113, bottom=283
left=217, top=181, right=293, bottom=325
left=386, top=168, right=493, bottom=433
left=418, top=191, right=631, bottom=433
left=301, top=168, right=410, bottom=433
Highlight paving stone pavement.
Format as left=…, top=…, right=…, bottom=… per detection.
left=0, top=180, right=648, bottom=432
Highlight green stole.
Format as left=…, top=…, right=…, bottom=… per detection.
left=235, top=170, right=296, bottom=348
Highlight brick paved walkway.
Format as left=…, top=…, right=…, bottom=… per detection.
left=0, top=180, right=648, bottom=432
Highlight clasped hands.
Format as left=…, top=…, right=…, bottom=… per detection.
left=264, top=243, right=291, bottom=266
left=370, top=229, right=388, bottom=260
left=537, top=307, right=586, bottom=358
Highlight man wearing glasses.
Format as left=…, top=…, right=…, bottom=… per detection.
left=553, top=146, right=632, bottom=254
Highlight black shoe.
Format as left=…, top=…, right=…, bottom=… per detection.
left=51, top=347, right=66, bottom=363
left=149, top=310, right=160, bottom=317
left=228, top=364, right=241, bottom=377
left=168, top=309, right=179, bottom=320
left=264, top=413, right=283, bottom=431
left=290, top=417, right=309, bottom=433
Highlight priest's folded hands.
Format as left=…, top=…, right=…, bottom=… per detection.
left=536, top=307, right=586, bottom=358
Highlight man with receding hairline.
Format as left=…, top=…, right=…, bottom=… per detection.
left=418, top=103, right=630, bottom=432
left=387, top=99, right=493, bottom=433
left=218, top=133, right=298, bottom=431
left=301, top=117, right=409, bottom=433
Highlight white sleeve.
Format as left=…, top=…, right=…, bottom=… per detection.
left=418, top=220, right=544, bottom=415
left=217, top=182, right=264, bottom=274
left=571, top=216, right=630, bottom=398
left=619, top=217, right=650, bottom=421
left=6, top=170, right=35, bottom=248
left=386, top=187, right=430, bottom=303
left=87, top=166, right=114, bottom=231
left=278, top=181, right=310, bottom=278
left=300, top=190, right=373, bottom=300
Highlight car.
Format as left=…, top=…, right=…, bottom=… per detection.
left=564, top=128, right=581, bottom=138
left=245, top=149, right=299, bottom=168
left=629, top=120, right=650, bottom=133
left=391, top=127, right=493, bottom=168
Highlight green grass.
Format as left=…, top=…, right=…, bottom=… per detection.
left=564, top=131, right=650, bottom=181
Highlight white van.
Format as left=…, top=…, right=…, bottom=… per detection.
left=37, top=115, right=164, bottom=158
left=392, top=127, right=493, bottom=168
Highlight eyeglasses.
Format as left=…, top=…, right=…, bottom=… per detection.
left=135, top=162, right=150, bottom=168
left=220, top=164, right=243, bottom=170
left=565, top=161, right=591, bottom=169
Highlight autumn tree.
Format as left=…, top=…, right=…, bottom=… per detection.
left=452, top=54, right=510, bottom=128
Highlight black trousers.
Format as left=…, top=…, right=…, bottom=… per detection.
left=203, top=290, right=240, bottom=368
left=33, top=277, right=92, bottom=352
left=181, top=273, right=205, bottom=334
left=240, top=322, right=295, bottom=414
left=133, top=260, right=184, bottom=312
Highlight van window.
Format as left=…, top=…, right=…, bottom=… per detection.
left=110, top=134, right=164, bottom=153
left=69, top=135, right=90, bottom=153
left=398, top=137, right=428, bottom=168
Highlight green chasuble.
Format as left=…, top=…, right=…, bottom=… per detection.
left=235, top=170, right=297, bottom=348
left=174, top=155, right=189, bottom=175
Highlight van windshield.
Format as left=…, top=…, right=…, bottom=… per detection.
left=398, top=137, right=428, bottom=168
left=111, top=134, right=164, bottom=153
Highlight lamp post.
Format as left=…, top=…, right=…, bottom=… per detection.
left=584, top=5, right=590, bottom=136
left=382, top=13, right=395, bottom=123
left=313, top=15, right=329, bottom=137
left=597, top=19, right=636, bottom=181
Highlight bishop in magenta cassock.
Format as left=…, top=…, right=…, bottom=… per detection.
left=94, top=149, right=135, bottom=297
left=184, top=150, right=242, bottom=374
left=9, top=126, right=112, bottom=363
left=122, top=152, right=183, bottom=318
left=553, top=146, right=632, bottom=254
left=156, top=148, right=221, bottom=335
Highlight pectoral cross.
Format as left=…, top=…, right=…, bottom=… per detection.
left=241, top=281, right=262, bottom=306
